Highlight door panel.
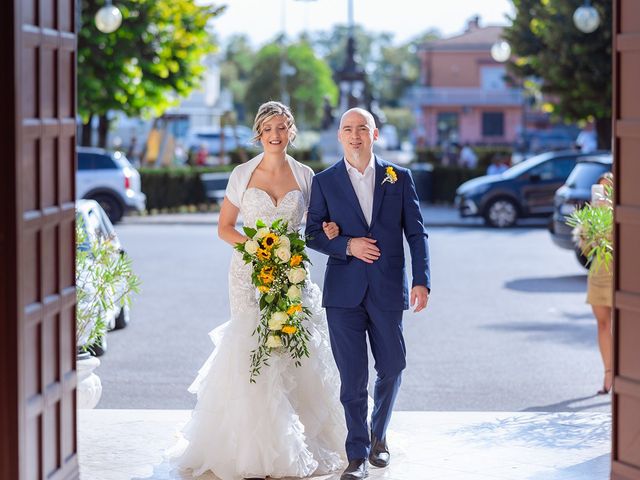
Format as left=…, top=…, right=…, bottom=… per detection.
left=0, top=0, right=79, bottom=478
left=613, top=0, right=640, bottom=477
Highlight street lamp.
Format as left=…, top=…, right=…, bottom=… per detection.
left=95, top=0, right=122, bottom=33
left=490, top=40, right=511, bottom=63
left=573, top=0, right=600, bottom=33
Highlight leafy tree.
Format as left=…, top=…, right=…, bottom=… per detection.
left=78, top=0, right=224, bottom=146
left=503, top=0, right=612, bottom=148
left=219, top=34, right=256, bottom=124
left=244, top=40, right=338, bottom=128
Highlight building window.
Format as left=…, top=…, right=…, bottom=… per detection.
left=480, top=66, right=506, bottom=90
left=482, top=112, right=504, bottom=137
left=437, top=112, right=459, bottom=144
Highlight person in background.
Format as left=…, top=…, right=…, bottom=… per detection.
left=486, top=155, right=509, bottom=176
left=460, top=143, right=478, bottom=169
left=576, top=122, right=598, bottom=153
left=585, top=171, right=614, bottom=394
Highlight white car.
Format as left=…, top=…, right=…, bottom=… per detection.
left=76, top=147, right=146, bottom=223
left=76, top=199, right=131, bottom=356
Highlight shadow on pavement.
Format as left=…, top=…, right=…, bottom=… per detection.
left=522, top=395, right=611, bottom=413
left=504, top=274, right=587, bottom=293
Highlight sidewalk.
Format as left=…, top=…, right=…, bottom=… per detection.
left=120, top=205, right=546, bottom=229
left=79, top=410, right=611, bottom=480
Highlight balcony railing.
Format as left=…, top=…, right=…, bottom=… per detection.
left=404, top=86, right=524, bottom=107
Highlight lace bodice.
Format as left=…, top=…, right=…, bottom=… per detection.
left=240, top=188, right=306, bottom=231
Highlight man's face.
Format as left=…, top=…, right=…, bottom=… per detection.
left=338, top=111, right=378, bottom=161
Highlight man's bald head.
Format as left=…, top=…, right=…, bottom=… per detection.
left=339, top=108, right=376, bottom=130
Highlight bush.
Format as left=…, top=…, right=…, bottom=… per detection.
left=139, top=161, right=331, bottom=211
left=430, top=165, right=486, bottom=203
left=415, top=146, right=513, bottom=170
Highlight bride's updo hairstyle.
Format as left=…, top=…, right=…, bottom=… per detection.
left=252, top=101, right=298, bottom=145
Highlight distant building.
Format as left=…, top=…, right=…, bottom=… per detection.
left=405, top=16, right=524, bottom=147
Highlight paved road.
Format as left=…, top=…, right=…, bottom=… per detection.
left=96, top=222, right=611, bottom=413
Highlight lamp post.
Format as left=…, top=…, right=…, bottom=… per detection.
left=573, top=0, right=601, bottom=33
left=94, top=0, right=122, bottom=34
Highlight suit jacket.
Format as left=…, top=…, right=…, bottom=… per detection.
left=305, top=156, right=430, bottom=311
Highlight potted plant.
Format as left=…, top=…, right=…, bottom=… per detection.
left=76, top=215, right=140, bottom=408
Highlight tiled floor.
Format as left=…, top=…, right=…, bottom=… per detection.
left=79, top=410, right=611, bottom=480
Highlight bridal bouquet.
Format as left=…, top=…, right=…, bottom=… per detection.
left=235, top=218, right=312, bottom=383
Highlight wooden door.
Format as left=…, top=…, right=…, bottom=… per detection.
left=0, top=0, right=79, bottom=479
left=612, top=1, right=640, bottom=479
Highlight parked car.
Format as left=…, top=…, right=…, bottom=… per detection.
left=76, top=199, right=132, bottom=356
left=548, top=154, right=613, bottom=267
left=186, top=126, right=254, bottom=161
left=455, top=150, right=606, bottom=228
left=76, top=147, right=146, bottom=223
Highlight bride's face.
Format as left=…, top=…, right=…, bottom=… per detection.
left=259, top=115, right=290, bottom=154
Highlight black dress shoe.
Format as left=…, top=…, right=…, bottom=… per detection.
left=369, top=432, right=390, bottom=467
left=340, top=458, right=368, bottom=479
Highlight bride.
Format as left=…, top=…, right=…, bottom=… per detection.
left=175, top=101, right=347, bottom=479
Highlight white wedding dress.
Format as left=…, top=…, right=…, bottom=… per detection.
left=174, top=187, right=347, bottom=480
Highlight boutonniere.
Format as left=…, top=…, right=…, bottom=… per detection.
left=381, top=166, right=398, bottom=185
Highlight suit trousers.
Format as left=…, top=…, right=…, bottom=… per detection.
left=326, top=289, right=406, bottom=461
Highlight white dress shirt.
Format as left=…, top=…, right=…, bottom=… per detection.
left=344, top=155, right=376, bottom=226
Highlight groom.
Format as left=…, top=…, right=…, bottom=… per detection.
left=306, top=108, right=430, bottom=479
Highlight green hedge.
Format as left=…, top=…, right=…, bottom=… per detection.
left=139, top=161, right=330, bottom=211
left=415, top=146, right=512, bottom=170
left=430, top=165, right=486, bottom=203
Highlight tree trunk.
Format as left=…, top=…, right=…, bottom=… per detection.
left=80, top=115, right=93, bottom=146
left=595, top=116, right=612, bottom=151
left=97, top=114, right=109, bottom=148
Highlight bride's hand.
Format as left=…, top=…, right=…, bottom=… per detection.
left=322, top=221, right=340, bottom=240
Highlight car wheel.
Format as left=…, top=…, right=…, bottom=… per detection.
left=484, top=198, right=519, bottom=228
left=114, top=304, right=130, bottom=330
left=89, top=334, right=107, bottom=357
left=92, top=194, right=123, bottom=224
left=575, top=247, right=592, bottom=270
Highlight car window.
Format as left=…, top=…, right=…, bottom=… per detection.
left=85, top=209, right=103, bottom=239
left=566, top=162, right=610, bottom=189
left=551, top=157, right=577, bottom=179
left=77, top=152, right=117, bottom=170
left=528, top=161, right=555, bottom=180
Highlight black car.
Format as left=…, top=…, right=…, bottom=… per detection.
left=455, top=150, right=605, bottom=228
left=548, top=154, right=613, bottom=266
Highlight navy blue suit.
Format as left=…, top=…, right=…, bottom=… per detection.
left=305, top=156, right=430, bottom=461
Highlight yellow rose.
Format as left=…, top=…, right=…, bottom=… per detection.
left=287, top=304, right=302, bottom=316
left=282, top=325, right=297, bottom=335
left=289, top=254, right=303, bottom=267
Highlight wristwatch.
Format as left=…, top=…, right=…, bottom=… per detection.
left=346, top=238, right=353, bottom=256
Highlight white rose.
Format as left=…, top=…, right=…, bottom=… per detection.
left=255, top=227, right=270, bottom=239
left=275, top=246, right=291, bottom=263
left=268, top=311, right=288, bottom=330
left=279, top=236, right=291, bottom=249
left=244, top=239, right=259, bottom=255
left=266, top=334, right=283, bottom=348
left=287, top=267, right=306, bottom=284
left=287, top=285, right=302, bottom=301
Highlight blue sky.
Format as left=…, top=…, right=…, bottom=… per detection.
left=211, top=0, right=515, bottom=46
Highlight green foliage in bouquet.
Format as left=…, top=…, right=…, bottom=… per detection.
left=235, top=218, right=312, bottom=383
left=566, top=185, right=613, bottom=273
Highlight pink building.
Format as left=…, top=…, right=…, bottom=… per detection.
left=408, top=18, right=523, bottom=147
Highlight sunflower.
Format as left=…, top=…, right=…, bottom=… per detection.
left=259, top=266, right=275, bottom=284
left=261, top=233, right=279, bottom=250
left=258, top=285, right=270, bottom=293
left=290, top=254, right=303, bottom=267
left=256, top=248, right=271, bottom=261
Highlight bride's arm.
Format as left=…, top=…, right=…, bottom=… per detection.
left=218, top=197, right=248, bottom=246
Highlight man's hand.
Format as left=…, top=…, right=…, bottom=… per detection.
left=322, top=221, right=340, bottom=240
left=410, top=286, right=429, bottom=313
left=349, top=237, right=380, bottom=263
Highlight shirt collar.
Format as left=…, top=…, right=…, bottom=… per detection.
left=344, top=155, right=375, bottom=175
